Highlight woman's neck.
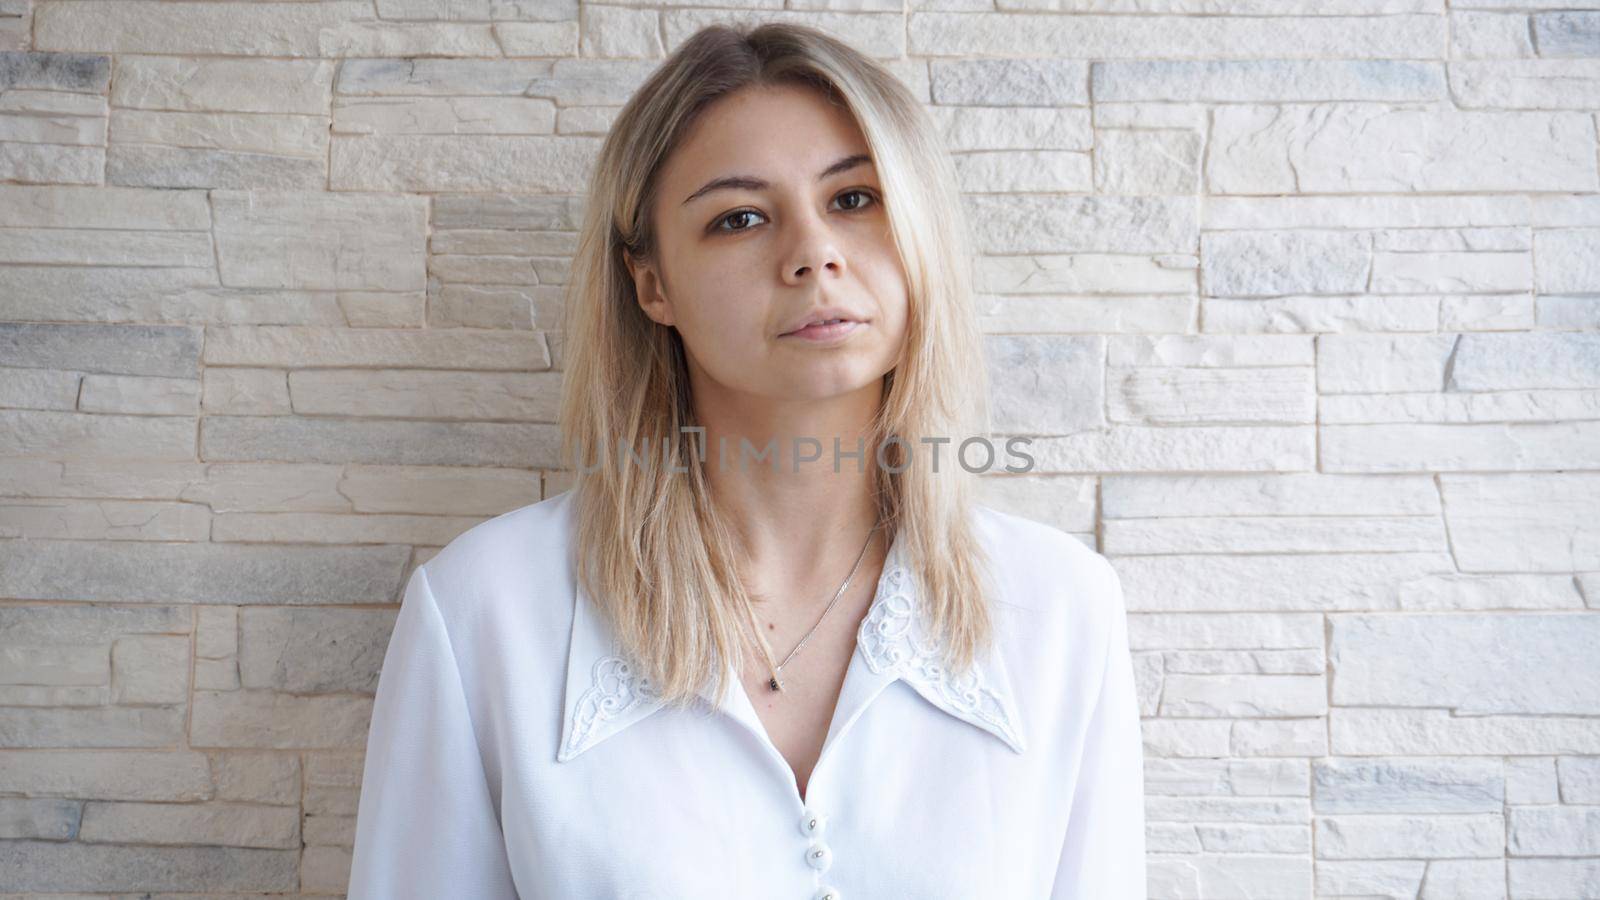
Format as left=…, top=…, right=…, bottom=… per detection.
left=695, top=385, right=886, bottom=608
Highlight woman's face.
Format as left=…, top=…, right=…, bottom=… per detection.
left=625, top=82, right=910, bottom=412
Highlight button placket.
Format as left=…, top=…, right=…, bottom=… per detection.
left=798, top=805, right=835, bottom=894
left=804, top=840, right=832, bottom=872
left=798, top=808, right=827, bottom=839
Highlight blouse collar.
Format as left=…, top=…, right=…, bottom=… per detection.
left=556, top=525, right=1027, bottom=763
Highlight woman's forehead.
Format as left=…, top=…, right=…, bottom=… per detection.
left=661, top=86, right=870, bottom=196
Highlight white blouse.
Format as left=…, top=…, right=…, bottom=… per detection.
left=347, top=489, right=1146, bottom=899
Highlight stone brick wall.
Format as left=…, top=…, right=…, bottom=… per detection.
left=1, top=1, right=1597, bottom=897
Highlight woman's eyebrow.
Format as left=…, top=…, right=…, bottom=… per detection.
left=681, top=153, right=874, bottom=206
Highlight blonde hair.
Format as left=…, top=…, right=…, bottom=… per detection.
left=558, top=21, right=997, bottom=712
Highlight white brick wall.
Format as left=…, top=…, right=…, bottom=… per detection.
left=0, top=0, right=1596, bottom=896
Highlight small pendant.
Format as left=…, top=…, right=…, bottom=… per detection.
left=768, top=676, right=782, bottom=692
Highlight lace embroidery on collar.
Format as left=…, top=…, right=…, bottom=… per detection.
left=562, top=655, right=661, bottom=761
left=560, top=548, right=1024, bottom=760
left=858, top=558, right=1025, bottom=753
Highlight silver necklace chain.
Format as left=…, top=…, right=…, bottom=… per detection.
left=757, top=522, right=880, bottom=693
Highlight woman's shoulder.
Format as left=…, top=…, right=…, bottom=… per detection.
left=414, top=490, right=579, bottom=633
left=970, top=500, right=1126, bottom=635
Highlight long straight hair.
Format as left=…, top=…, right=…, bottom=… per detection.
left=558, top=21, right=997, bottom=712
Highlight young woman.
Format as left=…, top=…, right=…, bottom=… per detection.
left=348, top=22, right=1146, bottom=900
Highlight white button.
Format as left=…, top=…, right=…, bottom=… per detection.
left=798, top=809, right=827, bottom=838
left=804, top=841, right=833, bottom=872
left=813, top=889, right=841, bottom=900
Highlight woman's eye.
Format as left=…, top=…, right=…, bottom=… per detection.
left=834, top=189, right=878, bottom=212
left=713, top=209, right=765, bottom=233
left=710, top=189, right=880, bottom=234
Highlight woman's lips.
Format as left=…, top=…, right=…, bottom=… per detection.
left=780, top=320, right=865, bottom=343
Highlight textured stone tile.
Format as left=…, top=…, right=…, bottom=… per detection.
left=201, top=415, right=562, bottom=468
left=1209, top=104, right=1598, bottom=193
left=0, top=798, right=80, bottom=840
left=1449, top=59, right=1600, bottom=110
left=0, top=322, right=200, bottom=377
left=1160, top=673, right=1328, bottom=717
left=34, top=0, right=369, bottom=57
left=189, top=689, right=372, bottom=749
left=1321, top=421, right=1600, bottom=473
left=0, top=50, right=108, bottom=93
left=1510, top=859, right=1600, bottom=899
left=1558, top=757, right=1600, bottom=804
left=1029, top=424, right=1314, bottom=476
left=1316, top=813, right=1504, bottom=859
left=112, top=56, right=334, bottom=114
left=1313, top=758, right=1504, bottom=814
left=1093, top=59, right=1445, bottom=102
left=211, top=191, right=427, bottom=291
left=0, top=539, right=409, bottom=604
left=966, top=194, right=1197, bottom=254
left=1108, top=365, right=1315, bottom=426
left=911, top=12, right=1443, bottom=59
left=238, top=607, right=396, bottom=694
left=1454, top=332, right=1600, bottom=391
left=0, top=409, right=197, bottom=459
left=1331, top=707, right=1600, bottom=755
left=1331, top=613, right=1600, bottom=714
left=985, top=335, right=1104, bottom=434
left=1532, top=12, right=1600, bottom=59
left=0, top=705, right=186, bottom=748
left=78, top=801, right=300, bottom=848
left=1118, top=551, right=1452, bottom=612
left=1439, top=472, right=1600, bottom=572
left=329, top=132, right=600, bottom=192
left=0, top=840, right=298, bottom=893
left=288, top=369, right=562, bottom=421
left=1509, top=806, right=1600, bottom=856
